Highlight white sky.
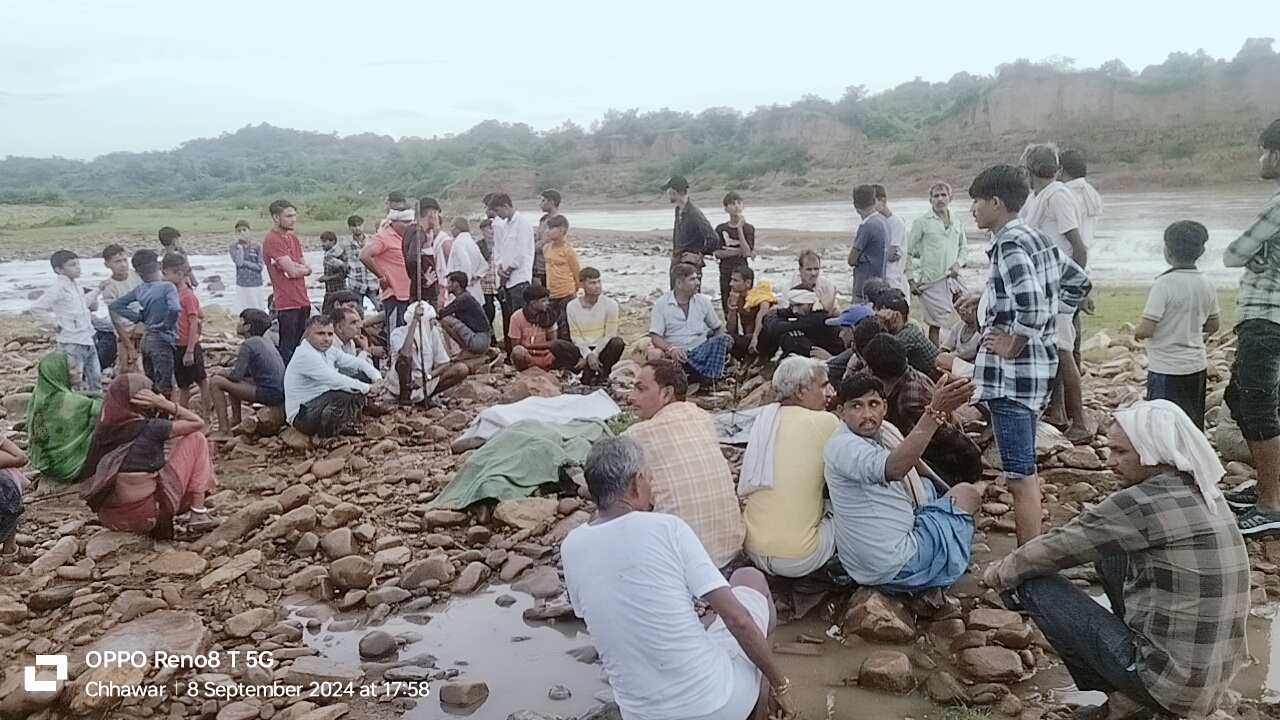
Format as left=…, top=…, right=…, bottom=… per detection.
left=0, top=0, right=1269, bottom=160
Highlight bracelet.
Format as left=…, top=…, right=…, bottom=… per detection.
left=923, top=406, right=949, bottom=425
left=771, top=678, right=791, bottom=696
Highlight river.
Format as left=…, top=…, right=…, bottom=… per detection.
left=0, top=187, right=1273, bottom=316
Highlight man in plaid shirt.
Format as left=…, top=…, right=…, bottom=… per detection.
left=969, top=165, right=1090, bottom=545
left=343, top=215, right=381, bottom=310
left=1223, top=119, right=1280, bottom=534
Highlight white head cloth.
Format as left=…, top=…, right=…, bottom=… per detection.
left=386, top=208, right=415, bottom=223
left=1112, top=399, right=1225, bottom=513
left=785, top=288, right=819, bottom=306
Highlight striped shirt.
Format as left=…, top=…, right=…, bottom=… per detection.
left=1224, top=189, right=1280, bottom=327
left=973, top=218, right=1090, bottom=412
left=991, top=472, right=1249, bottom=718
left=624, top=402, right=745, bottom=567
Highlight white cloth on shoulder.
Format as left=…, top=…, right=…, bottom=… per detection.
left=738, top=403, right=781, bottom=497
left=1112, top=399, right=1225, bottom=514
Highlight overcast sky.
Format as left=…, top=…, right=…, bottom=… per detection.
left=0, top=0, right=1268, bottom=160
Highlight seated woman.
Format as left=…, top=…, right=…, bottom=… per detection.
left=210, top=309, right=285, bottom=440
left=26, top=352, right=103, bottom=482
left=985, top=400, right=1249, bottom=720
left=1, top=437, right=30, bottom=554
left=79, top=374, right=218, bottom=539
left=742, top=357, right=841, bottom=577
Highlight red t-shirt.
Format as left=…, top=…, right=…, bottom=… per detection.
left=176, top=284, right=200, bottom=347
left=263, top=228, right=310, bottom=310
left=368, top=227, right=411, bottom=301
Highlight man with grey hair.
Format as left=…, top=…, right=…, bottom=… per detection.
left=741, top=357, right=841, bottom=578
left=563, top=437, right=798, bottom=720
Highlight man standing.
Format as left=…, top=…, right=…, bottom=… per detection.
left=488, top=193, right=534, bottom=351
left=534, top=189, right=563, bottom=288
left=624, top=360, right=746, bottom=568
left=284, top=315, right=385, bottom=438
left=562, top=437, right=796, bottom=720
left=907, top=183, right=969, bottom=346
left=343, top=215, right=380, bottom=310
left=1223, top=119, right=1280, bottom=534
left=848, top=185, right=889, bottom=303
left=1059, top=150, right=1103, bottom=251
left=647, top=264, right=734, bottom=384
left=663, top=175, right=717, bottom=281
left=361, top=208, right=413, bottom=341
left=262, top=200, right=313, bottom=366
left=874, top=185, right=910, bottom=297
left=230, top=220, right=267, bottom=313
left=713, top=191, right=755, bottom=317
left=401, top=198, right=444, bottom=305
left=1021, top=143, right=1092, bottom=443
left=968, top=164, right=1089, bottom=545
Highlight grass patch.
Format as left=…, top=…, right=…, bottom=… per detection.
left=1080, top=287, right=1237, bottom=339
left=938, top=707, right=991, bottom=720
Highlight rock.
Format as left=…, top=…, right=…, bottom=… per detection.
left=422, top=510, right=470, bottom=528
left=858, top=650, right=914, bottom=694
left=226, top=608, right=276, bottom=638
left=0, top=599, right=29, bottom=623
left=738, top=381, right=773, bottom=410
left=198, top=549, right=263, bottom=590
left=282, top=656, right=363, bottom=686
left=402, top=557, right=454, bottom=588
left=452, top=561, right=491, bottom=595
left=842, top=588, right=917, bottom=643
left=28, top=586, right=77, bottom=611
left=374, top=546, right=412, bottom=565
left=439, top=681, right=490, bottom=706
left=323, top=502, right=364, bottom=528
left=278, top=484, right=312, bottom=511
left=311, top=457, right=346, bottom=479
left=281, top=426, right=312, bottom=450
left=295, top=532, right=320, bottom=556
left=321, top=528, right=357, bottom=560
left=568, top=645, right=599, bottom=664
left=966, top=608, right=1023, bottom=631
left=146, top=549, right=208, bottom=577
left=65, top=610, right=207, bottom=712
left=365, top=587, right=411, bottom=606
left=329, top=556, right=375, bottom=591
left=254, top=405, right=286, bottom=435
left=577, top=702, right=623, bottom=720
left=21, top=536, right=79, bottom=578
left=1059, top=481, right=1100, bottom=503
left=217, top=701, right=261, bottom=720
left=85, top=531, right=144, bottom=560
left=957, top=647, right=1025, bottom=682
left=439, top=410, right=472, bottom=431
left=358, top=630, right=398, bottom=660
left=0, top=392, right=31, bottom=416
left=258, top=505, right=319, bottom=540
left=548, top=510, right=591, bottom=543
left=991, top=623, right=1035, bottom=650
left=548, top=684, right=572, bottom=700
left=1057, top=445, right=1105, bottom=469
left=501, top=368, right=562, bottom=403
left=0, top=663, right=61, bottom=719
left=494, top=497, right=560, bottom=531
left=495, top=594, right=517, bottom=607
left=112, top=590, right=168, bottom=621
left=453, top=378, right=502, bottom=404
left=512, top=566, right=563, bottom=599
left=194, top=499, right=283, bottom=549
left=924, top=671, right=970, bottom=705
left=291, top=704, right=351, bottom=720
left=499, top=554, right=535, bottom=583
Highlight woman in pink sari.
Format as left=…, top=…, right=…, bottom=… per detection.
left=79, top=374, right=217, bottom=539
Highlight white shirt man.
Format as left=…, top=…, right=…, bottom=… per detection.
left=445, top=231, right=488, bottom=303
left=495, top=210, right=534, bottom=289
left=284, top=336, right=382, bottom=423
left=387, top=301, right=452, bottom=401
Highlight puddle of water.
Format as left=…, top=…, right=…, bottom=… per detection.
left=291, top=589, right=609, bottom=720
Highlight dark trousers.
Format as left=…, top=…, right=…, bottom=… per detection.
left=292, top=390, right=366, bottom=438
left=95, top=329, right=117, bottom=372
left=277, top=308, right=310, bottom=367
left=1006, top=556, right=1161, bottom=712
left=761, top=312, right=844, bottom=358
left=1147, top=370, right=1208, bottom=430
left=381, top=298, right=409, bottom=353
left=550, top=337, right=626, bottom=384
left=499, top=282, right=530, bottom=352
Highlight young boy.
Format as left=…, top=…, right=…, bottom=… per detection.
left=1135, top=220, right=1220, bottom=429
left=96, top=244, right=142, bottom=374
left=320, top=231, right=348, bottom=301
left=542, top=215, right=581, bottom=341
left=713, top=191, right=756, bottom=317
left=30, top=250, right=103, bottom=391
left=439, top=272, right=493, bottom=357
left=110, top=249, right=180, bottom=396
left=209, top=309, right=286, bottom=440
left=159, top=226, right=198, bottom=287
left=166, top=255, right=213, bottom=417
left=726, top=266, right=773, bottom=358
left=230, top=219, right=267, bottom=312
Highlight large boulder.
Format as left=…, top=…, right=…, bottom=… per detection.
left=858, top=651, right=914, bottom=694
left=842, top=589, right=916, bottom=643
left=957, top=647, right=1025, bottom=682
left=494, top=497, right=560, bottom=531
left=501, top=368, right=562, bottom=404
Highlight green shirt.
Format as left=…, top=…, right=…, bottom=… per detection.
left=906, top=211, right=968, bottom=285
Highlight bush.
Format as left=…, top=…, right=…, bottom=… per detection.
left=889, top=150, right=916, bottom=166
left=304, top=192, right=363, bottom=222
left=35, top=207, right=112, bottom=227
left=0, top=187, right=68, bottom=205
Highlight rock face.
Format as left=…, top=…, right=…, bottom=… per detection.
left=439, top=681, right=490, bottom=706
left=842, top=589, right=917, bottom=643
left=858, top=650, right=914, bottom=694
left=65, top=610, right=207, bottom=713
left=958, top=646, right=1026, bottom=682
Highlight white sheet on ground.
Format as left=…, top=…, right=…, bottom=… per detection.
left=452, top=390, right=622, bottom=450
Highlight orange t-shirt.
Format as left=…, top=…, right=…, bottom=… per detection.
left=368, top=227, right=411, bottom=301
left=508, top=310, right=556, bottom=369
left=543, top=240, right=581, bottom=300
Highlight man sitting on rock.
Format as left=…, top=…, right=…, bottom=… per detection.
left=824, top=372, right=980, bottom=593
left=862, top=334, right=983, bottom=485
left=550, top=266, right=626, bottom=386
left=284, top=315, right=385, bottom=438
left=563, top=437, right=798, bottom=720
left=331, top=304, right=375, bottom=367
left=647, top=263, right=734, bottom=385
left=508, top=284, right=559, bottom=371
left=873, top=288, right=939, bottom=379
left=209, top=309, right=285, bottom=441
left=759, top=287, right=845, bottom=360
left=388, top=300, right=470, bottom=405
left=438, top=271, right=493, bottom=358
left=817, top=305, right=873, bottom=387
left=985, top=400, right=1249, bottom=720
left=624, top=359, right=745, bottom=568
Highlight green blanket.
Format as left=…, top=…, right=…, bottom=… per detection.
left=431, top=419, right=612, bottom=509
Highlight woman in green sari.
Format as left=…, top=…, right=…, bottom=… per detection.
left=26, top=352, right=103, bottom=482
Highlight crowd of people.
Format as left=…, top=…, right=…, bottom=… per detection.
left=6, top=119, right=1280, bottom=720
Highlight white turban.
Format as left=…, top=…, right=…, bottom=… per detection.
left=1112, top=400, right=1225, bottom=513
left=386, top=208, right=415, bottom=223
left=786, top=288, right=819, bottom=306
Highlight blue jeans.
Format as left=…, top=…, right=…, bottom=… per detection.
left=58, top=341, right=102, bottom=393
left=986, top=397, right=1037, bottom=478
left=1005, top=556, right=1161, bottom=712
left=1225, top=319, right=1280, bottom=441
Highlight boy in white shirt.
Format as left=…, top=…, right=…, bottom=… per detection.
left=30, top=250, right=102, bottom=391
left=1135, top=221, right=1220, bottom=429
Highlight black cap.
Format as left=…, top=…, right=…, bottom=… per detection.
left=661, top=175, right=690, bottom=192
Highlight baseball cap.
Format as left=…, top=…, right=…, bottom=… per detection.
left=661, top=175, right=690, bottom=192
left=825, top=304, right=874, bottom=326
left=873, top=289, right=910, bottom=315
